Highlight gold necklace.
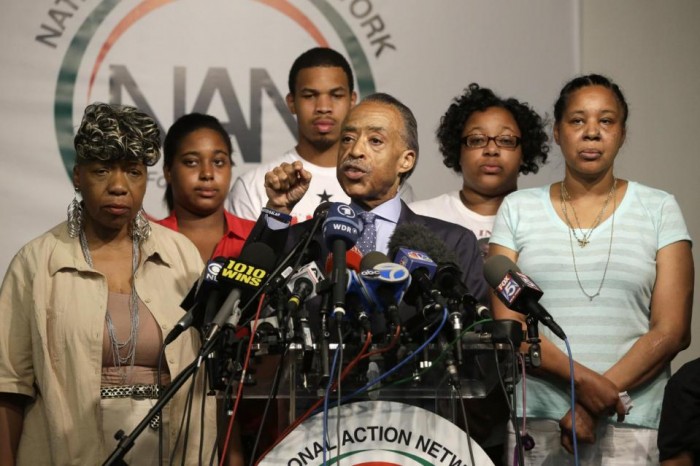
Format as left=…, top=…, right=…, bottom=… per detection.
left=561, top=179, right=616, bottom=247
left=561, top=182, right=616, bottom=301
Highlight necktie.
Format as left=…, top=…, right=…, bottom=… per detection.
left=356, top=211, right=377, bottom=255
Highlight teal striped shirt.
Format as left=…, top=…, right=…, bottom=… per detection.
left=490, top=182, right=691, bottom=428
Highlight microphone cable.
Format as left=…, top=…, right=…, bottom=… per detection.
left=170, top=365, right=199, bottom=466
left=240, top=208, right=326, bottom=329
left=360, top=324, right=401, bottom=361
left=246, top=294, right=302, bottom=466
left=493, top=339, right=524, bottom=466
left=322, top=326, right=343, bottom=466
left=157, top=343, right=168, bottom=465
left=564, top=337, right=580, bottom=466
left=218, top=292, right=267, bottom=466
left=341, top=307, right=448, bottom=402
left=516, top=351, right=527, bottom=466
left=366, top=317, right=491, bottom=396
left=253, top=331, right=373, bottom=464
left=453, top=383, right=476, bottom=466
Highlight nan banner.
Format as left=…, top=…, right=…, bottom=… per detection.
left=0, top=0, right=578, bottom=276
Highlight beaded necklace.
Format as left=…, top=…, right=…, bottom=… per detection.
left=79, top=230, right=140, bottom=382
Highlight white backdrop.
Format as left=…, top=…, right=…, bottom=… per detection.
left=0, top=0, right=579, bottom=277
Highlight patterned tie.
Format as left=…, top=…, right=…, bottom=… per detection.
left=356, top=211, right=377, bottom=255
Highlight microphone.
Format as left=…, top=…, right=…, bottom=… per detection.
left=205, top=242, right=276, bottom=343
left=392, top=247, right=440, bottom=306
left=285, top=262, right=324, bottom=314
left=325, top=246, right=363, bottom=275
left=388, top=223, right=459, bottom=266
left=389, top=222, right=487, bottom=327
left=285, top=262, right=325, bottom=365
left=345, top=269, right=372, bottom=332
left=165, top=256, right=227, bottom=345
left=322, top=203, right=362, bottom=315
left=483, top=255, right=567, bottom=340
left=358, top=251, right=411, bottom=326
left=433, top=262, right=491, bottom=320
left=290, top=202, right=330, bottom=267
left=389, top=223, right=454, bottom=307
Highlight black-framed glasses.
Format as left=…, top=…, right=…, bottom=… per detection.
left=461, top=134, right=521, bottom=149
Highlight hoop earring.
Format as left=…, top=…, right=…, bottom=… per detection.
left=130, top=208, right=151, bottom=242
left=67, top=188, right=83, bottom=238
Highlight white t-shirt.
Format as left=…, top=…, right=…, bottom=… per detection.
left=409, top=191, right=495, bottom=258
left=229, top=148, right=414, bottom=223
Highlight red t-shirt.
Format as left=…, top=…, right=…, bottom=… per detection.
left=155, top=210, right=256, bottom=259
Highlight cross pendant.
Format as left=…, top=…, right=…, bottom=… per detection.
left=578, top=238, right=589, bottom=247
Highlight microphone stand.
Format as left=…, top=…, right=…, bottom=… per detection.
left=240, top=212, right=324, bottom=329
left=102, top=335, right=220, bottom=466
left=525, top=314, right=542, bottom=369
left=317, top=277, right=334, bottom=386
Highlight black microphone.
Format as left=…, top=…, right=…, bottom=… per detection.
left=483, top=255, right=567, bottom=340
left=433, top=262, right=491, bottom=320
left=285, top=262, right=325, bottom=367
left=289, top=202, right=330, bottom=268
left=165, top=256, right=227, bottom=345
left=205, top=243, right=276, bottom=343
left=432, top=262, right=488, bottom=364
left=388, top=223, right=484, bottom=355
left=322, top=203, right=362, bottom=315
left=285, top=262, right=324, bottom=314
left=388, top=223, right=459, bottom=266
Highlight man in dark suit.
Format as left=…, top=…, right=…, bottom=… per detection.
left=262, top=92, right=487, bottom=303
left=251, top=92, right=506, bottom=463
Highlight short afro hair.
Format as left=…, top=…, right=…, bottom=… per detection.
left=437, top=83, right=549, bottom=175
left=74, top=102, right=161, bottom=167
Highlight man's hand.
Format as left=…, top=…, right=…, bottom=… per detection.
left=264, top=161, right=312, bottom=214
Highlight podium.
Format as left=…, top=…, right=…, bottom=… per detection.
left=258, top=400, right=495, bottom=465
left=216, top=319, right=522, bottom=464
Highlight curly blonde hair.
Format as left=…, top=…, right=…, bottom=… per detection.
left=74, top=102, right=161, bottom=166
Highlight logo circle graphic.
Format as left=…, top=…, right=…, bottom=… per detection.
left=54, top=0, right=377, bottom=178
left=338, top=204, right=356, bottom=218
left=353, top=462, right=401, bottom=466
left=207, top=261, right=223, bottom=276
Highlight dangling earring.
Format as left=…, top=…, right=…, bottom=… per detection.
left=130, top=207, right=151, bottom=243
left=67, top=188, right=83, bottom=238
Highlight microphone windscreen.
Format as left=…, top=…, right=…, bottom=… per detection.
left=299, top=239, right=322, bottom=265
left=218, top=242, right=276, bottom=294
left=322, top=202, right=362, bottom=249
left=360, top=251, right=391, bottom=271
left=240, top=242, right=277, bottom=269
left=313, top=201, right=332, bottom=219
left=387, top=223, right=458, bottom=264
left=179, top=256, right=227, bottom=311
left=483, top=254, right=521, bottom=288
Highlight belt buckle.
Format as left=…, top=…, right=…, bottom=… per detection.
left=132, top=389, right=146, bottom=400
left=131, top=384, right=160, bottom=400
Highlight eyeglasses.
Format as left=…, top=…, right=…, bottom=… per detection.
left=461, top=134, right=521, bottom=149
